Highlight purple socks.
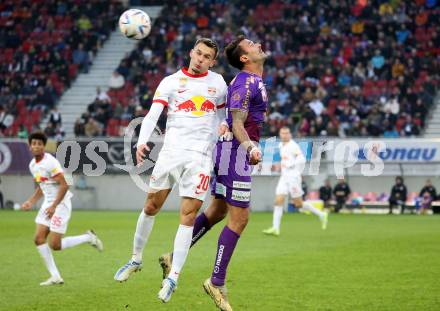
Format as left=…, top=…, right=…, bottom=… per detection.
left=190, top=212, right=212, bottom=248
left=211, top=226, right=240, bottom=287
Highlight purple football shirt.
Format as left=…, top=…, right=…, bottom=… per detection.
left=210, top=71, right=268, bottom=208
left=226, top=71, right=268, bottom=147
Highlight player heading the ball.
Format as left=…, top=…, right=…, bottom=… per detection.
left=113, top=38, right=230, bottom=304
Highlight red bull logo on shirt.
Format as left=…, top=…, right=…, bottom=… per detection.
left=175, top=95, right=216, bottom=116
left=34, top=173, right=48, bottom=183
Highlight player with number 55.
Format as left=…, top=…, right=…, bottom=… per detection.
left=22, top=132, right=103, bottom=286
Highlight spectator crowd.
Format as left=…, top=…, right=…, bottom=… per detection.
left=76, top=0, right=439, bottom=138
left=0, top=1, right=438, bottom=139
left=0, top=0, right=125, bottom=138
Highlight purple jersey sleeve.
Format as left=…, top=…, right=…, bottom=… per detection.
left=224, top=72, right=267, bottom=145
left=228, top=76, right=256, bottom=112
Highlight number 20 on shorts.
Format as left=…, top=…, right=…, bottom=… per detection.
left=196, top=173, right=210, bottom=194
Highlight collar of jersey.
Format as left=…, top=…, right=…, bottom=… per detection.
left=181, top=67, right=208, bottom=78
left=35, top=153, right=46, bottom=163
left=240, top=70, right=261, bottom=77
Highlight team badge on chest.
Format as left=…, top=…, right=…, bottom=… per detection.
left=179, top=78, right=188, bottom=88
left=207, top=87, right=216, bottom=96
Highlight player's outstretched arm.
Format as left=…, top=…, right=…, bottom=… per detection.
left=231, top=110, right=261, bottom=165
left=136, top=103, right=164, bottom=165
left=21, top=185, right=43, bottom=210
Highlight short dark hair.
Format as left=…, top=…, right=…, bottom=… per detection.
left=194, top=38, right=219, bottom=59
left=28, top=131, right=47, bottom=145
left=225, top=35, right=246, bottom=70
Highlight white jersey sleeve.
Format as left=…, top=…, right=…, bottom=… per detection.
left=152, top=76, right=172, bottom=107
left=46, top=153, right=64, bottom=178
left=137, top=75, right=171, bottom=146
left=216, top=77, right=227, bottom=109
left=215, top=76, right=228, bottom=126
left=137, top=103, right=164, bottom=147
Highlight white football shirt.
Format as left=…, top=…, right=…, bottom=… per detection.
left=152, top=67, right=227, bottom=154
left=29, top=153, right=73, bottom=204
left=279, top=140, right=305, bottom=176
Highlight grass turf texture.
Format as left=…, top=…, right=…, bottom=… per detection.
left=0, top=210, right=439, bottom=311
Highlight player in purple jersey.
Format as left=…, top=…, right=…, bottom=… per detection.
left=159, top=35, right=268, bottom=311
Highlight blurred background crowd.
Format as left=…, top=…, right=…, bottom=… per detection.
left=0, top=0, right=438, bottom=140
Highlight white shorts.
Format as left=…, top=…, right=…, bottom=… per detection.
left=35, top=199, right=72, bottom=234
left=275, top=174, right=304, bottom=199
left=149, top=149, right=213, bottom=201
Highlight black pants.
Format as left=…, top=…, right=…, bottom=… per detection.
left=389, top=200, right=405, bottom=214
left=335, top=199, right=345, bottom=213
left=0, top=191, right=3, bottom=209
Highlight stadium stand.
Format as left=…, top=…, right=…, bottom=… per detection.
left=0, top=0, right=125, bottom=138
left=0, top=1, right=438, bottom=139
left=73, top=0, right=438, bottom=138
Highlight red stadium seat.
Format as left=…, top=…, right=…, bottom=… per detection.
left=24, top=119, right=33, bottom=132
left=4, top=48, right=14, bottom=63
left=376, top=80, right=387, bottom=89
left=31, top=109, right=42, bottom=125
left=120, top=119, right=130, bottom=127
left=68, top=64, right=78, bottom=79
left=363, top=79, right=374, bottom=88
left=19, top=107, right=28, bottom=118
left=364, top=192, right=377, bottom=202
left=53, top=81, right=64, bottom=95
left=106, top=124, right=120, bottom=136
left=16, top=99, right=26, bottom=111
left=107, top=118, right=120, bottom=127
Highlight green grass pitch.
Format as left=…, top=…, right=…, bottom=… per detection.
left=1, top=210, right=439, bottom=310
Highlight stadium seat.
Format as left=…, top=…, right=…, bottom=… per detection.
left=68, top=64, right=78, bottom=79
left=107, top=118, right=120, bottom=127
left=31, top=109, right=42, bottom=125
left=106, top=123, right=120, bottom=137
left=120, top=119, right=130, bottom=127
left=364, top=191, right=377, bottom=202
left=4, top=48, right=14, bottom=63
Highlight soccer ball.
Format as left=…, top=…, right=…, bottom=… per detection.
left=119, top=9, right=151, bottom=40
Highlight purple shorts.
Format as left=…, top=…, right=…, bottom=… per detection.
left=210, top=141, right=253, bottom=208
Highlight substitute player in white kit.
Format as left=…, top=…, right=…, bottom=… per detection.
left=263, top=127, right=328, bottom=236
left=21, top=132, right=103, bottom=286
left=114, top=38, right=229, bottom=303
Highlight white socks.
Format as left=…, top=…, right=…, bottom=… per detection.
left=302, top=201, right=325, bottom=219
left=132, top=211, right=155, bottom=262
left=61, top=234, right=92, bottom=250
left=36, top=243, right=61, bottom=279
left=273, top=205, right=283, bottom=231
left=168, top=224, right=193, bottom=283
